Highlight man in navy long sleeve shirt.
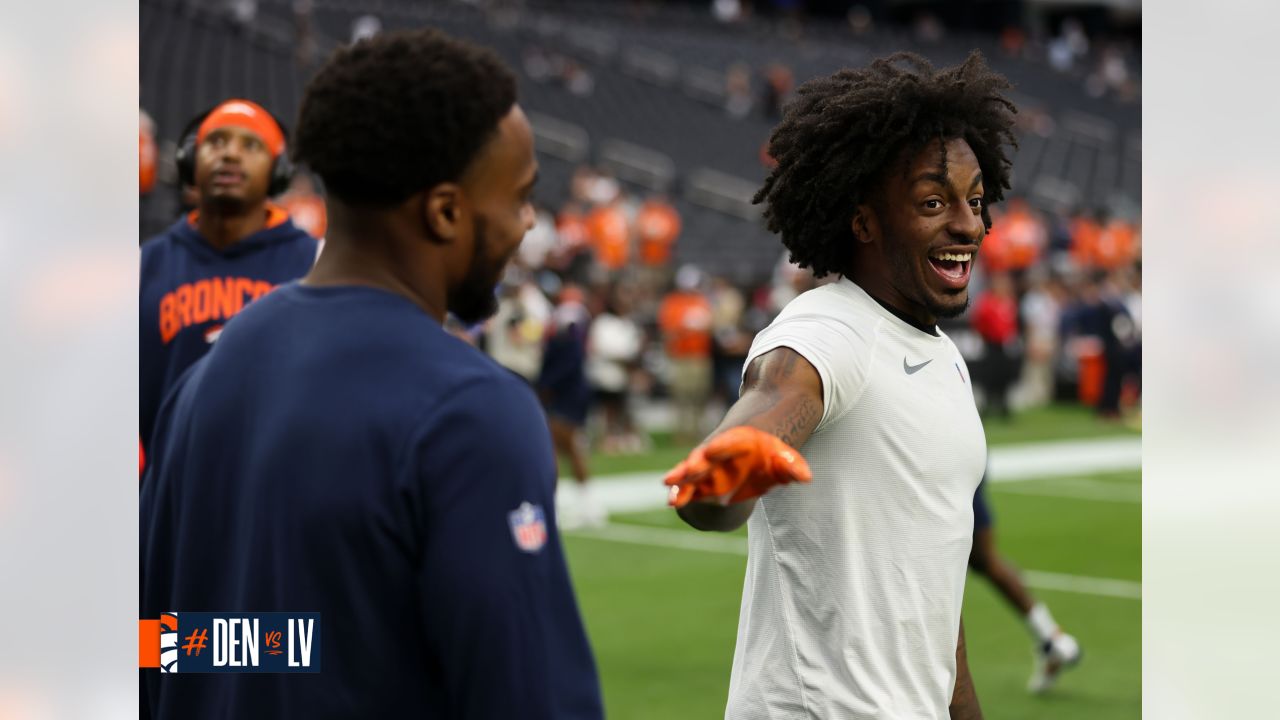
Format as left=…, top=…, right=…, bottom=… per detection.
left=140, top=29, right=602, bottom=719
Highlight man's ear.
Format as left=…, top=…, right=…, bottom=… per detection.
left=422, top=183, right=464, bottom=244
left=851, top=204, right=878, bottom=244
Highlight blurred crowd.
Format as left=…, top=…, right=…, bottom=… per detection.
left=139, top=0, right=1142, bottom=450
left=968, top=199, right=1141, bottom=422
left=710, top=1, right=1138, bottom=105
left=442, top=163, right=1143, bottom=450
left=142, top=87, right=1141, bottom=449
left=137, top=86, right=1141, bottom=443
left=441, top=163, right=769, bottom=450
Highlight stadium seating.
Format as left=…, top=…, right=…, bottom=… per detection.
left=141, top=0, right=1140, bottom=283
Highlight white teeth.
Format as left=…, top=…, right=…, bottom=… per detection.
left=931, top=252, right=972, bottom=262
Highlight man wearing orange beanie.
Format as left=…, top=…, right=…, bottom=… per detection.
left=139, top=98, right=317, bottom=458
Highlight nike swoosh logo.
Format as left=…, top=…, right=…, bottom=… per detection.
left=903, top=357, right=933, bottom=375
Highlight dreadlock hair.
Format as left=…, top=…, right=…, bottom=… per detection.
left=293, top=28, right=517, bottom=207
left=753, top=51, right=1017, bottom=278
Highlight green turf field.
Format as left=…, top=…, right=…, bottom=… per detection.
left=561, top=404, right=1141, bottom=718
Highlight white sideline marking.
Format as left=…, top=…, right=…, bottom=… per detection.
left=570, top=437, right=1142, bottom=514
left=985, top=437, right=1141, bottom=483
left=565, top=523, right=1141, bottom=600
left=1020, top=570, right=1142, bottom=600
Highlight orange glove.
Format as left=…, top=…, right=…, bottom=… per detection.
left=664, top=426, right=812, bottom=508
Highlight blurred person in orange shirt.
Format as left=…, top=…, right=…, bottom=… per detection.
left=1072, top=209, right=1138, bottom=270
left=999, top=197, right=1046, bottom=271
left=659, top=265, right=714, bottom=443
left=637, top=195, right=680, bottom=266
left=971, top=271, right=1021, bottom=419
left=979, top=204, right=1012, bottom=271
left=1069, top=208, right=1103, bottom=268
left=584, top=196, right=631, bottom=273
left=636, top=194, right=681, bottom=290
left=1093, top=215, right=1138, bottom=270
left=556, top=204, right=588, bottom=250
left=550, top=203, right=593, bottom=280
left=140, top=108, right=157, bottom=195
left=140, top=108, right=163, bottom=239
left=981, top=198, right=1044, bottom=273
left=276, top=170, right=327, bottom=240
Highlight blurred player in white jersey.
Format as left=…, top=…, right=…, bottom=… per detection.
left=665, top=51, right=1019, bottom=719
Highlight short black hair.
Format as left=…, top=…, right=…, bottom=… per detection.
left=754, top=51, right=1017, bottom=278
left=293, top=28, right=517, bottom=207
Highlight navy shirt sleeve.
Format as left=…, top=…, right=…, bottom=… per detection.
left=409, top=375, right=603, bottom=720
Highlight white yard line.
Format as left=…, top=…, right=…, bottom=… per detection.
left=569, top=437, right=1141, bottom=514
left=1021, top=570, right=1142, bottom=600
left=565, top=523, right=1141, bottom=600
left=985, top=437, right=1141, bottom=483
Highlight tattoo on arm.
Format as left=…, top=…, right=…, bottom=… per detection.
left=726, top=348, right=823, bottom=449
left=950, top=620, right=983, bottom=720
left=675, top=347, right=823, bottom=532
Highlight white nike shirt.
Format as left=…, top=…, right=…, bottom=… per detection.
left=726, top=277, right=986, bottom=720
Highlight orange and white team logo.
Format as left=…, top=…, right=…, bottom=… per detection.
left=159, top=612, right=179, bottom=673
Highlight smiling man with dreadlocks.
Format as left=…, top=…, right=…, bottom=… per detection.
left=663, top=52, right=1016, bottom=719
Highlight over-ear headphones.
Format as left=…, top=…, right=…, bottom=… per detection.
left=174, top=104, right=295, bottom=197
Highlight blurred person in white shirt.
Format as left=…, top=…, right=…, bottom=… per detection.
left=486, top=265, right=552, bottom=384
left=518, top=203, right=559, bottom=270
left=1016, top=268, right=1067, bottom=408
left=586, top=282, right=646, bottom=453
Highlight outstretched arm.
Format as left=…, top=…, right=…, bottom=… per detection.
left=950, top=619, right=983, bottom=719
left=675, top=346, right=823, bottom=532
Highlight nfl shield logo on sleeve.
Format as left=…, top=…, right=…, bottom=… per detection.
left=508, top=502, right=548, bottom=553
